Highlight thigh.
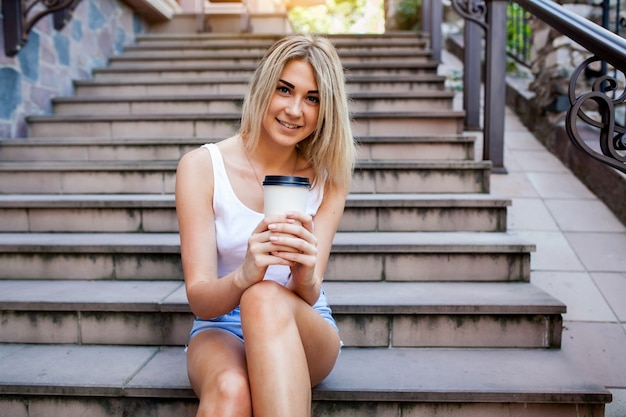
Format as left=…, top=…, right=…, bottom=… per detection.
left=186, top=329, right=248, bottom=396
left=292, top=292, right=342, bottom=386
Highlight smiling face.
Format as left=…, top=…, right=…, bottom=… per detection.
left=260, top=59, right=320, bottom=148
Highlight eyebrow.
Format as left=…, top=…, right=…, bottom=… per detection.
left=279, top=79, right=319, bottom=94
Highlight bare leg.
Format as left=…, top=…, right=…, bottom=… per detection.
left=240, top=281, right=341, bottom=417
left=186, top=329, right=252, bottom=417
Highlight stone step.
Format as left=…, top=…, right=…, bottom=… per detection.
left=133, top=32, right=429, bottom=47
left=0, top=159, right=489, bottom=194
left=24, top=111, right=465, bottom=138
left=0, top=193, right=510, bottom=233
left=107, top=49, right=432, bottom=66
left=74, top=74, right=447, bottom=97
left=0, top=344, right=611, bottom=417
left=0, top=232, right=533, bottom=281
left=91, top=60, right=440, bottom=80
left=124, top=43, right=430, bottom=56
left=51, top=91, right=455, bottom=116
left=0, top=280, right=564, bottom=348
left=0, top=135, right=474, bottom=162
left=136, top=31, right=427, bottom=40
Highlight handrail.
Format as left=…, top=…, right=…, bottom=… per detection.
left=517, top=0, right=626, bottom=174
left=517, top=0, right=626, bottom=69
left=445, top=0, right=626, bottom=174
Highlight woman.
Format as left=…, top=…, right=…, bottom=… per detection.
left=175, top=33, right=356, bottom=417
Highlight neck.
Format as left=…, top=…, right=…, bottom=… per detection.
left=240, top=137, right=298, bottom=184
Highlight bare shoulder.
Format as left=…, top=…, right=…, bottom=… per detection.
left=178, top=146, right=212, bottom=173
left=176, top=146, right=214, bottom=203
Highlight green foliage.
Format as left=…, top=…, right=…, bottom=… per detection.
left=506, top=2, right=531, bottom=63
left=288, top=0, right=384, bottom=33
left=395, top=0, right=422, bottom=31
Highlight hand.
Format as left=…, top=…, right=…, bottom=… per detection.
left=267, top=212, right=318, bottom=288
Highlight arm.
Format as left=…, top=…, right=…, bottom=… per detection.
left=176, top=146, right=301, bottom=319
left=176, top=148, right=251, bottom=319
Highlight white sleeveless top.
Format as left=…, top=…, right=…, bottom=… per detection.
left=203, top=143, right=324, bottom=286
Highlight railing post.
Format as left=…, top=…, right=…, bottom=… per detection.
left=483, top=0, right=507, bottom=172
left=430, top=0, right=442, bottom=62
left=464, top=20, right=482, bottom=130
left=422, top=0, right=432, bottom=34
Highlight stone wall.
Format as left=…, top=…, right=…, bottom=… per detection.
left=0, top=0, right=147, bottom=138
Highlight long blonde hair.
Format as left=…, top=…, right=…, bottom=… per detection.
left=239, top=33, right=355, bottom=189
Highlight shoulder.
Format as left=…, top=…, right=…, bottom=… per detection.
left=178, top=145, right=212, bottom=169
left=317, top=179, right=348, bottom=216
left=176, top=146, right=214, bottom=199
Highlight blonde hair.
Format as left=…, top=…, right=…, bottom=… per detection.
left=239, top=33, right=355, bottom=189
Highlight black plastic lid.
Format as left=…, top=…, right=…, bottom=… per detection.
left=262, top=175, right=310, bottom=188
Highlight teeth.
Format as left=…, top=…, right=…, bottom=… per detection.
left=280, top=120, right=299, bottom=129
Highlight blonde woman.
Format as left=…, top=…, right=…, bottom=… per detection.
left=176, top=33, right=356, bottom=417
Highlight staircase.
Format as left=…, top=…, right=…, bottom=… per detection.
left=0, top=32, right=612, bottom=416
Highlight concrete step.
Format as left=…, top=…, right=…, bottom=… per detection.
left=0, top=159, right=489, bottom=194
left=51, top=91, right=455, bottom=115
left=0, top=193, right=510, bottom=233
left=134, top=31, right=429, bottom=51
left=135, top=30, right=429, bottom=47
left=24, top=111, right=465, bottom=138
left=107, top=49, right=432, bottom=66
left=0, top=232, right=533, bottom=281
left=73, top=74, right=447, bottom=97
left=90, top=60, right=440, bottom=80
left=123, top=43, right=430, bottom=57
left=0, top=344, right=611, bottom=416
left=0, top=280, right=564, bottom=348
left=0, top=135, right=474, bottom=162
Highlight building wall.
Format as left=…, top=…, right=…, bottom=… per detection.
left=0, top=0, right=147, bottom=138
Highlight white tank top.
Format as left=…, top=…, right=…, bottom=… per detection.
left=202, top=143, right=324, bottom=285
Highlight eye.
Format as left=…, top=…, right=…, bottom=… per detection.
left=307, top=95, right=320, bottom=104
left=277, top=86, right=290, bottom=94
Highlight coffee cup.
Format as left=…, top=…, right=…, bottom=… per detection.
left=263, top=175, right=310, bottom=218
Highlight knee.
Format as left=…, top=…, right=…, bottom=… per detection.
left=197, top=369, right=250, bottom=417
left=240, top=281, right=291, bottom=322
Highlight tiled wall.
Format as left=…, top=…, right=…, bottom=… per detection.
left=0, top=0, right=146, bottom=138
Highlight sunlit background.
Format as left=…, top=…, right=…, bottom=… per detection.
left=288, top=0, right=386, bottom=33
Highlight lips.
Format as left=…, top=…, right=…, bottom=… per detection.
left=277, top=118, right=301, bottom=129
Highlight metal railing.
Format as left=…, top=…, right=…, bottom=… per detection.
left=424, top=0, right=626, bottom=174
left=2, top=0, right=83, bottom=57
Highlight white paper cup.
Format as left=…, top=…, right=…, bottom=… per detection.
left=263, top=175, right=310, bottom=217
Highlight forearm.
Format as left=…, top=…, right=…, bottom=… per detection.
left=186, top=268, right=249, bottom=319
left=286, top=273, right=322, bottom=306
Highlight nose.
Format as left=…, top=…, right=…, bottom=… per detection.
left=285, top=97, right=303, bottom=117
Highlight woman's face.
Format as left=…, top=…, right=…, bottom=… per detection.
left=261, top=59, right=320, bottom=147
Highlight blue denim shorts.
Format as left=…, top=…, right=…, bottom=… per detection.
left=189, top=289, right=338, bottom=342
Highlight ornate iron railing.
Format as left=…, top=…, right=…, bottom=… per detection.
left=2, top=0, right=83, bottom=57
left=424, top=0, right=626, bottom=174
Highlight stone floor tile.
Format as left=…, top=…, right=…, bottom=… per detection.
left=504, top=131, right=547, bottom=151
left=509, top=150, right=569, bottom=173
left=606, top=389, right=626, bottom=417
left=507, top=198, right=559, bottom=231
left=531, top=271, right=617, bottom=322
left=565, top=232, right=626, bottom=272
left=561, top=322, right=626, bottom=388
left=515, top=231, right=584, bottom=271
left=592, top=272, right=626, bottom=321
left=490, top=172, right=539, bottom=198
left=527, top=172, right=597, bottom=199
left=546, top=199, right=626, bottom=232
